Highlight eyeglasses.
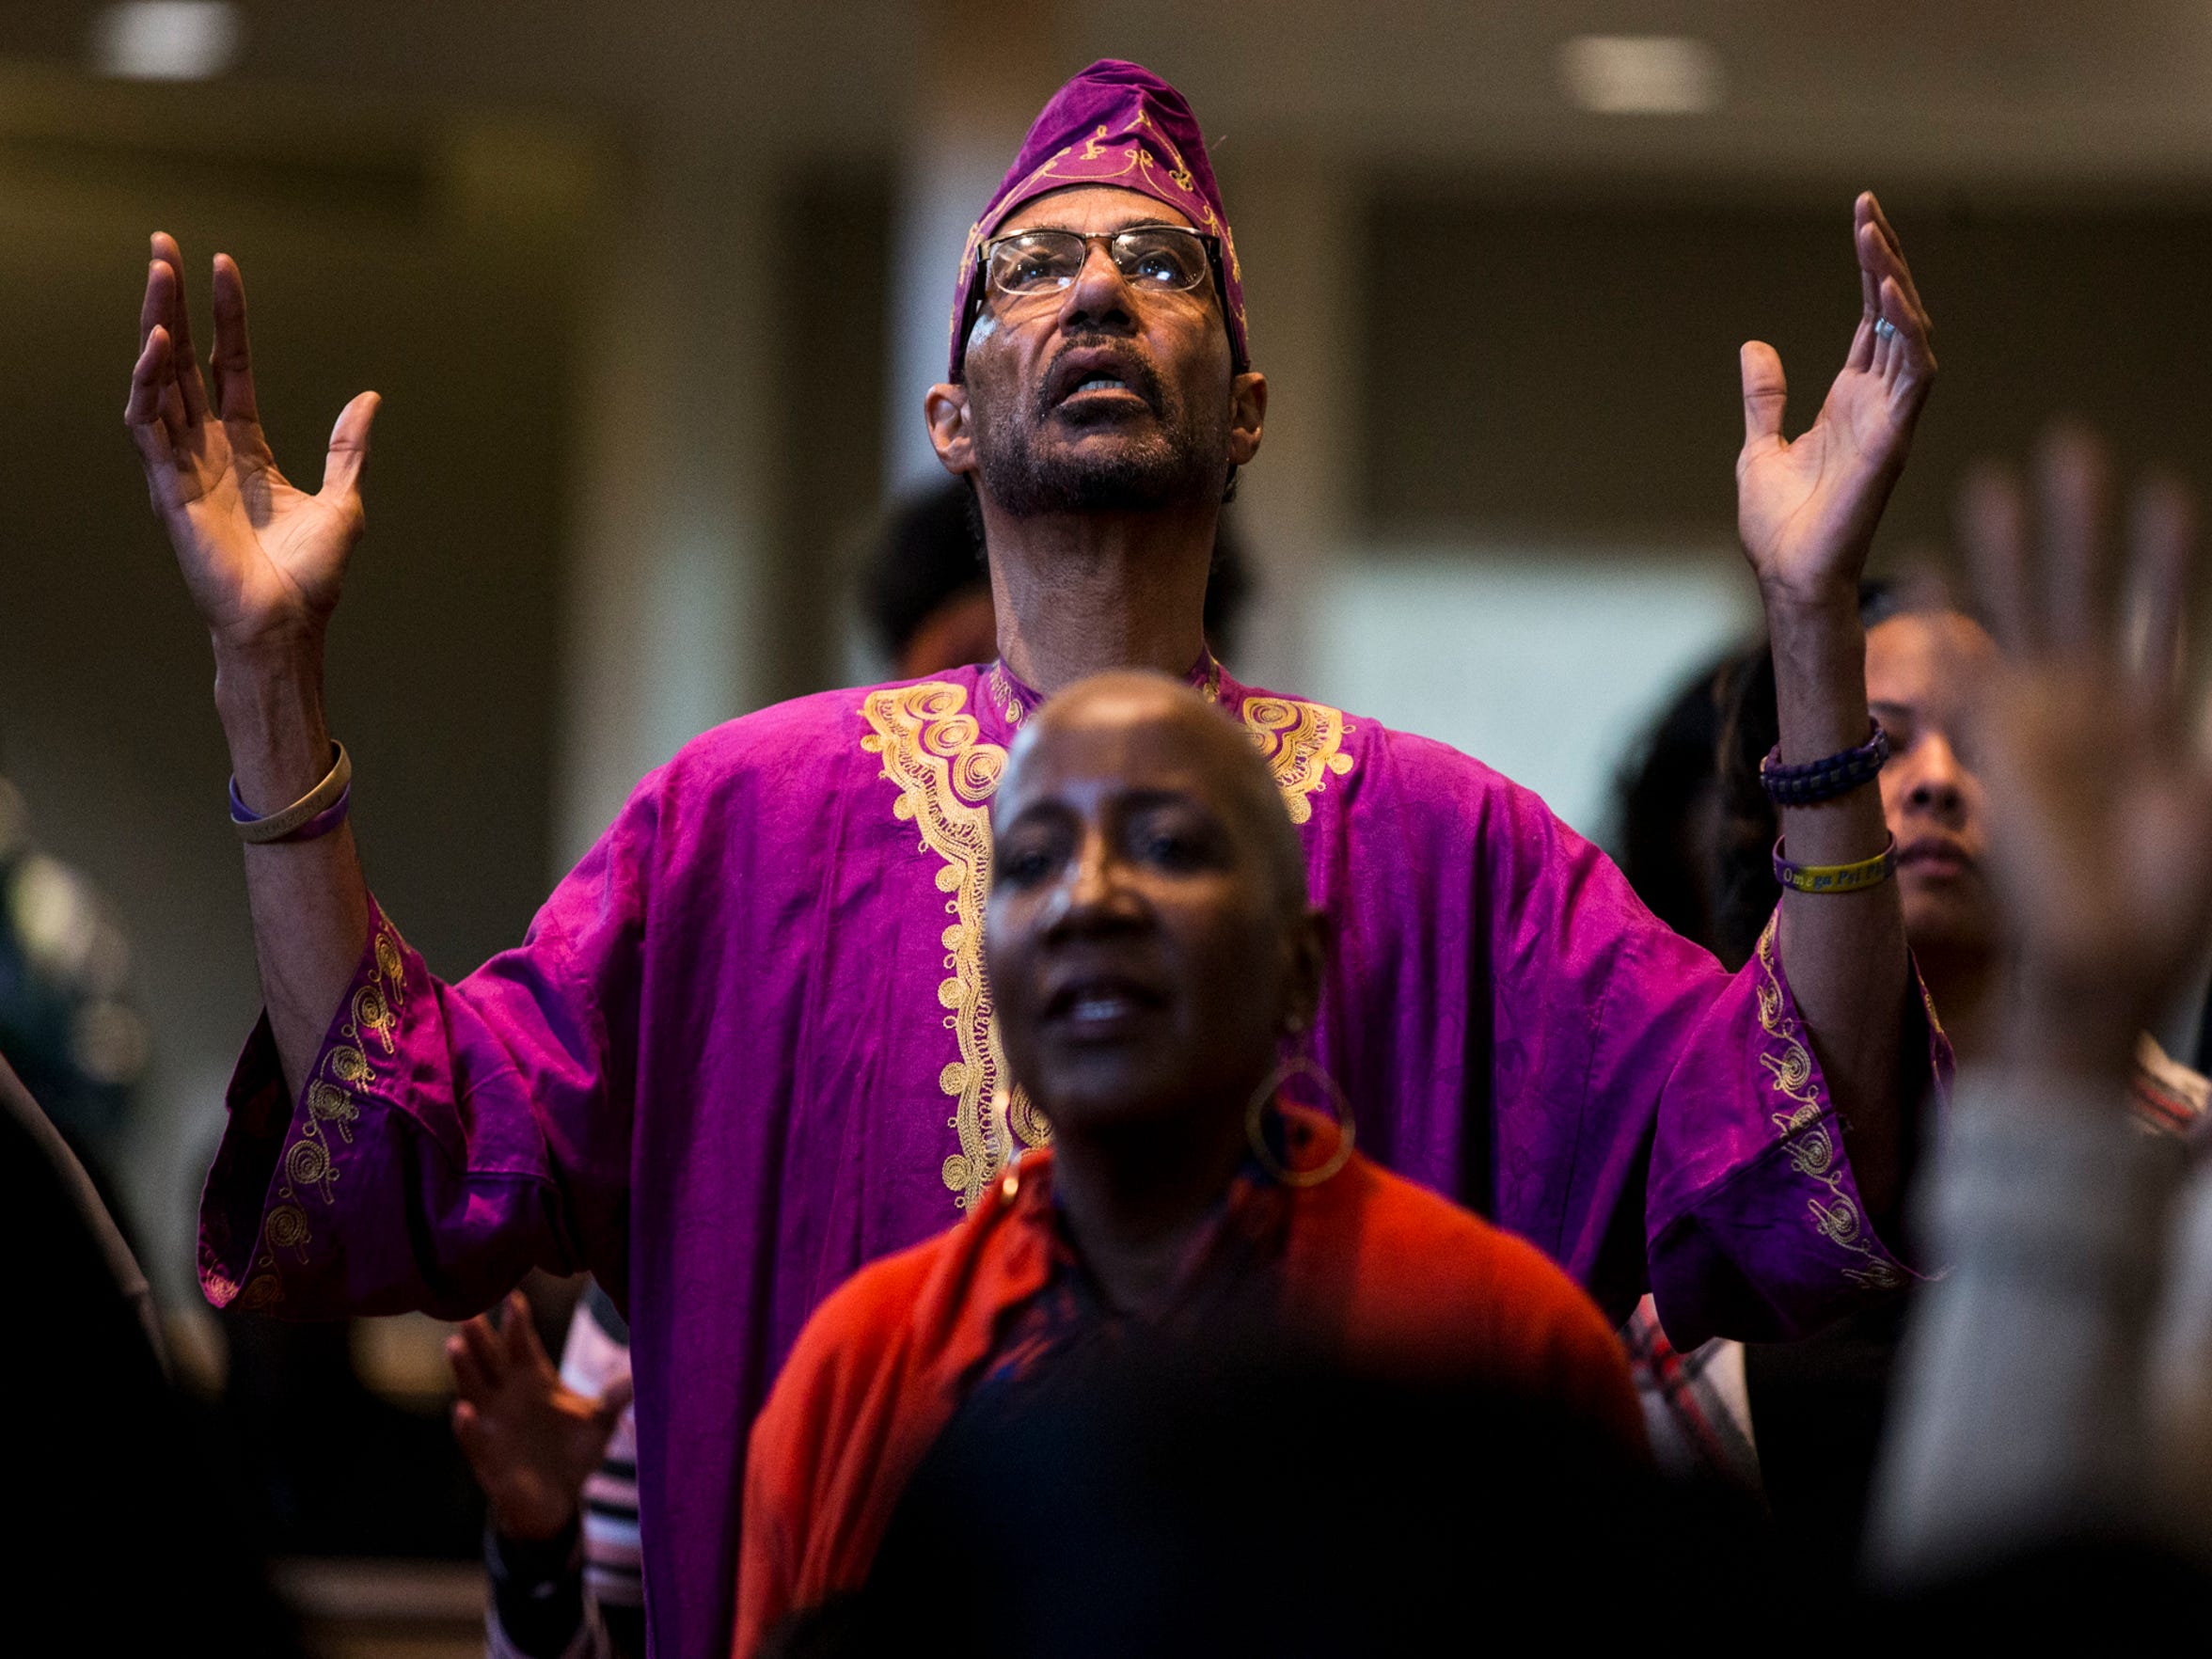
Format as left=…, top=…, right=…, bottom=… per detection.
left=981, top=226, right=1221, bottom=302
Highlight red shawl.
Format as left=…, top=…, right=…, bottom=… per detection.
left=734, top=1146, right=1643, bottom=1654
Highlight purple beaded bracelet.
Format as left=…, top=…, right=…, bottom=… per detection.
left=1760, top=720, right=1889, bottom=807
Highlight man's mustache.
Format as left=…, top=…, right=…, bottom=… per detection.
left=1035, top=340, right=1165, bottom=419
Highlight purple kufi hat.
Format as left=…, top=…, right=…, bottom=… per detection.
left=947, top=58, right=1247, bottom=382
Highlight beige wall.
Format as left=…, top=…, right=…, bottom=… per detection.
left=1359, top=181, right=2212, bottom=574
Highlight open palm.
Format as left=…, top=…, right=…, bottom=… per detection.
left=1737, top=194, right=1936, bottom=608
left=1955, top=430, right=2212, bottom=1063
left=449, top=1291, right=633, bottom=1541
left=124, top=233, right=378, bottom=653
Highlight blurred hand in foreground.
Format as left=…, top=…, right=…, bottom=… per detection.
left=124, top=234, right=379, bottom=663
left=449, top=1290, right=633, bottom=1542
left=1955, top=425, right=2212, bottom=1081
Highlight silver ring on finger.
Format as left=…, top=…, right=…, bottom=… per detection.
left=1872, top=316, right=1898, bottom=343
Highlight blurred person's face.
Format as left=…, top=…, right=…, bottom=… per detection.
left=986, top=681, right=1314, bottom=1140
left=897, top=587, right=998, bottom=679
left=946, top=186, right=1254, bottom=516
left=1867, top=610, right=1999, bottom=959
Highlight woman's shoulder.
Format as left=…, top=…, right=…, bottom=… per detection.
left=776, top=1227, right=962, bottom=1389
left=1299, top=1158, right=1639, bottom=1445
left=764, top=1165, right=1040, bottom=1414
left=1334, top=1157, right=1562, bottom=1270
left=1315, top=1156, right=1622, bottom=1353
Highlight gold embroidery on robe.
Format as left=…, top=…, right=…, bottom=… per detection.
left=1753, top=917, right=1904, bottom=1291
left=238, top=919, right=406, bottom=1309
left=863, top=683, right=1024, bottom=1209
left=867, top=681, right=1359, bottom=1209
left=1241, top=696, right=1354, bottom=824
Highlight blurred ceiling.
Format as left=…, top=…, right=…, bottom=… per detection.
left=9, top=2, right=2212, bottom=191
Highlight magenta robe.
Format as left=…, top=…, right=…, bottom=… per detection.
left=199, top=657, right=1934, bottom=1659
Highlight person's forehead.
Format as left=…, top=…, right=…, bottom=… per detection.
left=1867, top=610, right=1992, bottom=698
left=1000, top=185, right=1196, bottom=237
left=1000, top=699, right=1246, bottom=817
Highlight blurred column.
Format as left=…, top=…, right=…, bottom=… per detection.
left=882, top=0, right=1050, bottom=498
left=1218, top=149, right=1356, bottom=692
left=552, top=125, right=776, bottom=874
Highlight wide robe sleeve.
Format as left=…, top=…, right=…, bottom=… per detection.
left=1471, top=766, right=1942, bottom=1350
left=197, top=778, right=657, bottom=1322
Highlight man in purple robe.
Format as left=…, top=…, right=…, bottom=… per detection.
left=126, top=59, right=1940, bottom=1659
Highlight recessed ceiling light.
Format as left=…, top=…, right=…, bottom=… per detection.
left=1557, top=35, right=1723, bottom=116
left=89, top=2, right=243, bottom=83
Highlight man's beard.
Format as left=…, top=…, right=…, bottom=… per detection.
left=975, top=350, right=1228, bottom=516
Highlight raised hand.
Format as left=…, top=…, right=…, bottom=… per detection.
left=1954, top=427, right=2212, bottom=1079
left=124, top=233, right=379, bottom=657
left=449, top=1290, right=634, bottom=1542
left=1737, top=193, right=1937, bottom=610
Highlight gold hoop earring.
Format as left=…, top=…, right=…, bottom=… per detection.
left=1244, top=1054, right=1356, bottom=1188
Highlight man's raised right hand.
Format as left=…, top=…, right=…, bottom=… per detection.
left=125, top=232, right=379, bottom=663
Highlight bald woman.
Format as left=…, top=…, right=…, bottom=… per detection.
left=733, top=675, right=1643, bottom=1653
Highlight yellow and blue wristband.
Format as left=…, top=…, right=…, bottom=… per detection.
left=1772, top=833, right=1898, bottom=895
